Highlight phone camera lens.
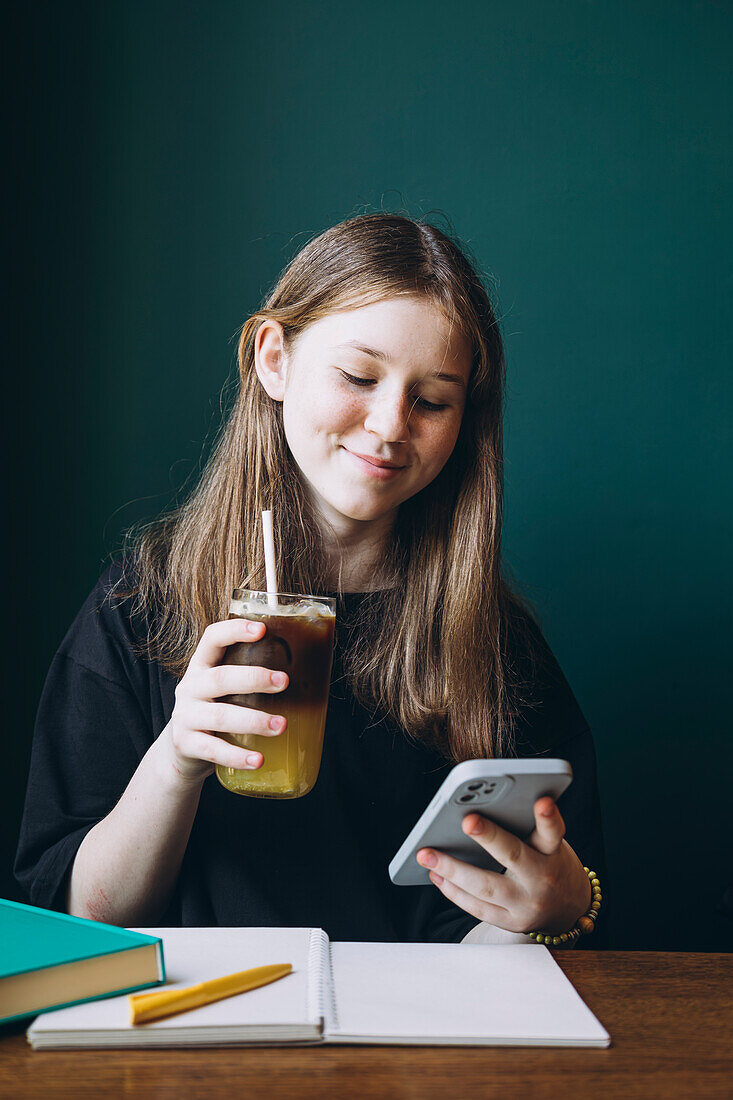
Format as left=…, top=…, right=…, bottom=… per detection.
left=459, top=793, right=476, bottom=803
left=467, top=783, right=482, bottom=791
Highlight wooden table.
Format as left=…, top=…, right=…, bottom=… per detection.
left=1, top=953, right=731, bottom=1098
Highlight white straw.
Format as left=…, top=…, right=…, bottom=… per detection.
left=261, top=510, right=279, bottom=609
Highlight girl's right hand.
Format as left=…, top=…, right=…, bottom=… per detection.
left=158, top=618, right=289, bottom=786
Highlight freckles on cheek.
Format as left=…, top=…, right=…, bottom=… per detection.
left=333, top=392, right=361, bottom=417
left=425, top=422, right=461, bottom=468
left=324, top=394, right=361, bottom=436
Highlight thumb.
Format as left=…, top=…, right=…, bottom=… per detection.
left=527, top=797, right=565, bottom=855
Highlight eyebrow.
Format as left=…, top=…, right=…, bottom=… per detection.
left=332, top=340, right=466, bottom=388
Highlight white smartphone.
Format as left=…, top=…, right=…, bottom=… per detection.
left=389, top=758, right=573, bottom=886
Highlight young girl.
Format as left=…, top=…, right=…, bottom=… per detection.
left=15, top=214, right=607, bottom=948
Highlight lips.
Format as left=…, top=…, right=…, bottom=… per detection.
left=346, top=450, right=405, bottom=469
left=342, top=448, right=406, bottom=480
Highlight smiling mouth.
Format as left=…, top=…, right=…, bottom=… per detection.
left=342, top=448, right=407, bottom=478
left=345, top=450, right=405, bottom=469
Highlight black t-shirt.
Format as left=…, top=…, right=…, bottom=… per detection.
left=15, top=562, right=609, bottom=946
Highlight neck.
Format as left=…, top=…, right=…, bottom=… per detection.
left=319, top=512, right=397, bottom=593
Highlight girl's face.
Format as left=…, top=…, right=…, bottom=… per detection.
left=255, top=296, right=472, bottom=537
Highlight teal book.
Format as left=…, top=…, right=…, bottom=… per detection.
left=0, top=899, right=165, bottom=1025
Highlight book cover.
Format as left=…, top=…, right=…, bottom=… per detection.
left=0, top=899, right=165, bottom=1024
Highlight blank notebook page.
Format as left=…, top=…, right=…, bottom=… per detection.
left=328, top=942, right=610, bottom=1047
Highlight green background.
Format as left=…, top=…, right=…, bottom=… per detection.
left=7, top=1, right=731, bottom=950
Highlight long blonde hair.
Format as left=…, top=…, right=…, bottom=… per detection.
left=115, top=213, right=539, bottom=761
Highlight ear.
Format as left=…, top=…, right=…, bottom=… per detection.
left=254, top=320, right=288, bottom=401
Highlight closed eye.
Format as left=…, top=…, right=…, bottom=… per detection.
left=338, top=370, right=374, bottom=387
left=337, top=370, right=448, bottom=412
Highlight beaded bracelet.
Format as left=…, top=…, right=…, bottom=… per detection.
left=527, top=867, right=602, bottom=947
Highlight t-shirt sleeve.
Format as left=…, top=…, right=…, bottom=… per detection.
left=14, top=567, right=156, bottom=912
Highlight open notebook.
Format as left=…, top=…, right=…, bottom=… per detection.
left=27, top=927, right=610, bottom=1049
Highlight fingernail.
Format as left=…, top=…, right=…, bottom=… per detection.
left=419, top=851, right=437, bottom=868
left=246, top=620, right=261, bottom=633
left=271, top=672, right=287, bottom=687
left=246, top=753, right=261, bottom=767
left=269, top=716, right=284, bottom=731
left=468, top=817, right=483, bottom=835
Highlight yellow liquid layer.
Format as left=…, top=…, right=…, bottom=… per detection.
left=215, top=700, right=328, bottom=798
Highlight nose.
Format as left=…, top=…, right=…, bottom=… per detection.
left=362, top=388, right=413, bottom=444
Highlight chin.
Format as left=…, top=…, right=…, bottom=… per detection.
left=328, top=496, right=395, bottom=523
left=338, top=506, right=391, bottom=523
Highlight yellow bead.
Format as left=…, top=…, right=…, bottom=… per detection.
left=588, top=871, right=596, bottom=879
left=560, top=933, right=569, bottom=943
left=544, top=935, right=553, bottom=946
left=591, top=878, right=600, bottom=887
left=552, top=937, right=561, bottom=947
left=591, top=901, right=601, bottom=911
left=583, top=867, right=590, bottom=874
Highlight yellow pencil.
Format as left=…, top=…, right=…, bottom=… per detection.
left=128, top=963, right=293, bottom=1025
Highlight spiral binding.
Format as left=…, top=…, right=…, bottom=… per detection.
left=307, top=927, right=339, bottom=1033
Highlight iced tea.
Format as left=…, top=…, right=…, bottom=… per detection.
left=215, top=590, right=336, bottom=798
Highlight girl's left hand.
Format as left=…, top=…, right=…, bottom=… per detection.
left=416, top=797, right=591, bottom=936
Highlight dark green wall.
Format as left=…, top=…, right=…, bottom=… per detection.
left=8, top=1, right=732, bottom=950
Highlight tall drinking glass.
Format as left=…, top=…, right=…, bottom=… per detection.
left=215, top=590, right=336, bottom=798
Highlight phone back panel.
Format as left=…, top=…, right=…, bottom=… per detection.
left=389, top=759, right=573, bottom=886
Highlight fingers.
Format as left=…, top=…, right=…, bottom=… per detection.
left=185, top=699, right=286, bottom=738
left=193, top=663, right=289, bottom=700
left=417, top=848, right=509, bottom=908
left=457, top=813, right=532, bottom=874
left=188, top=618, right=265, bottom=672
left=167, top=617, right=295, bottom=782
left=424, top=868, right=513, bottom=929
left=172, top=728, right=264, bottom=772
left=526, top=798, right=566, bottom=856
left=417, top=802, right=571, bottom=935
